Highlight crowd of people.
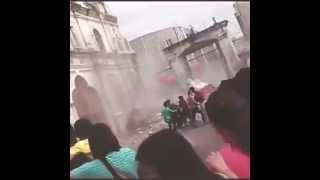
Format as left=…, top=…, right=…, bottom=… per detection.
left=70, top=67, right=250, bottom=179
left=161, top=86, right=208, bottom=130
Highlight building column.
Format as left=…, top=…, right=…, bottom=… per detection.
left=113, top=54, right=133, bottom=111
left=91, top=56, right=120, bottom=135
left=171, top=55, right=192, bottom=90
left=215, top=35, right=241, bottom=78
left=236, top=2, right=250, bottom=41
left=131, top=53, right=145, bottom=91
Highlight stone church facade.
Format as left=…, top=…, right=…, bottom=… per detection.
left=70, top=2, right=141, bottom=134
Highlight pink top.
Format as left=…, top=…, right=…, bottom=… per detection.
left=218, top=143, right=250, bottom=178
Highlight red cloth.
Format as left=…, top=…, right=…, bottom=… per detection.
left=218, top=144, right=250, bottom=178
left=194, top=91, right=205, bottom=103
left=199, top=85, right=216, bottom=99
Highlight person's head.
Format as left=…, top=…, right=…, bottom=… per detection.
left=188, top=87, right=195, bottom=94
left=163, top=100, right=170, bottom=108
left=74, top=118, right=93, bottom=140
left=89, top=123, right=120, bottom=159
left=217, top=68, right=250, bottom=102
left=233, top=67, right=250, bottom=101
left=74, top=75, right=88, bottom=89
left=205, top=87, right=250, bottom=155
left=178, top=96, right=184, bottom=101
left=136, top=129, right=219, bottom=180
left=70, top=124, right=77, bottom=147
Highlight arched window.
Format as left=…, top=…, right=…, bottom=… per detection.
left=93, top=29, right=106, bottom=52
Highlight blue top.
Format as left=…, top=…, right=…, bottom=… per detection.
left=70, top=147, right=138, bottom=178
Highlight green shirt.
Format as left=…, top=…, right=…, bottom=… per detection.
left=70, top=147, right=138, bottom=178
left=162, top=107, right=174, bottom=123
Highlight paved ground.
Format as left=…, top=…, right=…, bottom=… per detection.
left=179, top=123, right=224, bottom=161
left=119, top=112, right=167, bottom=150
left=119, top=113, right=225, bottom=162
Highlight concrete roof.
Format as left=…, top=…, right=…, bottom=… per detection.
left=180, top=39, right=218, bottom=57
left=130, top=26, right=189, bottom=42
left=163, top=20, right=228, bottom=51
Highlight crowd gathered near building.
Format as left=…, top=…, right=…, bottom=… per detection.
left=70, top=67, right=250, bottom=179
left=70, top=1, right=250, bottom=179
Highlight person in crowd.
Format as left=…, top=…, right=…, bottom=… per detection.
left=205, top=68, right=250, bottom=178
left=169, top=100, right=181, bottom=129
left=187, top=87, right=197, bottom=126
left=215, top=68, right=250, bottom=103
left=188, top=87, right=205, bottom=104
left=173, top=99, right=184, bottom=129
left=206, top=70, right=250, bottom=155
left=70, top=123, right=92, bottom=170
left=187, top=87, right=206, bottom=125
left=161, top=100, right=176, bottom=130
left=70, top=119, right=93, bottom=160
left=135, top=129, right=223, bottom=180
left=229, top=67, right=250, bottom=102
left=178, top=96, right=191, bottom=127
left=71, top=123, right=138, bottom=179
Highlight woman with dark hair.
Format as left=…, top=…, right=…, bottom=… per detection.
left=70, top=119, right=93, bottom=160
left=70, top=122, right=92, bottom=171
left=136, top=129, right=223, bottom=180
left=206, top=87, right=250, bottom=154
left=74, top=118, right=92, bottom=140
left=204, top=68, right=250, bottom=178
left=178, top=96, right=191, bottom=127
left=70, top=123, right=138, bottom=179
left=231, top=67, right=250, bottom=102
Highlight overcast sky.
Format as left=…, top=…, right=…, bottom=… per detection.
left=106, top=1, right=244, bottom=41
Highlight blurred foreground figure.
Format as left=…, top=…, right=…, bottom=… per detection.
left=205, top=67, right=250, bottom=178
left=70, top=119, right=93, bottom=170
left=70, top=119, right=92, bottom=159
left=136, top=129, right=223, bottom=180
left=71, top=123, right=138, bottom=179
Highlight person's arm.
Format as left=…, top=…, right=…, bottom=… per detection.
left=218, top=169, right=238, bottom=179
left=205, top=152, right=239, bottom=179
